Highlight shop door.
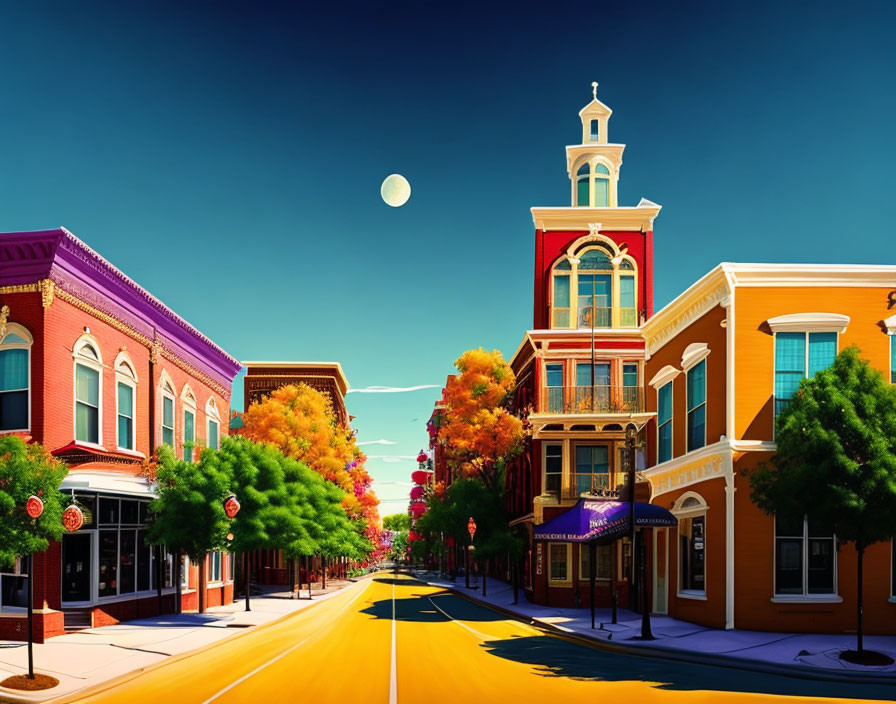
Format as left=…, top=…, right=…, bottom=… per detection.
left=62, top=533, right=92, bottom=602
left=653, top=528, right=668, bottom=614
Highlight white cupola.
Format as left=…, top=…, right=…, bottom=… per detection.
left=566, top=82, right=625, bottom=208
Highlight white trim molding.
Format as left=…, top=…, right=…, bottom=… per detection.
left=681, top=342, right=711, bottom=372
left=766, top=313, right=850, bottom=334
left=648, top=365, right=680, bottom=389
left=884, top=314, right=896, bottom=335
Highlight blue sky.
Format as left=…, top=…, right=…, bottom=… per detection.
left=1, top=1, right=894, bottom=514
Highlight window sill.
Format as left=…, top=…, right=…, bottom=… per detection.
left=889, top=597, right=896, bottom=604
left=0, top=428, right=30, bottom=436
left=677, top=591, right=707, bottom=601
left=548, top=581, right=572, bottom=587
left=0, top=607, right=28, bottom=617
left=73, top=440, right=106, bottom=452
left=770, top=595, right=842, bottom=604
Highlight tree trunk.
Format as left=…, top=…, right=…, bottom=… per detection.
left=857, top=542, right=864, bottom=654
left=176, top=550, right=183, bottom=614
left=322, top=556, right=327, bottom=589
left=244, top=552, right=251, bottom=612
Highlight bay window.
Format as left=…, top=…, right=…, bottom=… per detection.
left=775, top=514, right=836, bottom=596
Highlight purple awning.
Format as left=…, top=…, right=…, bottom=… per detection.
left=534, top=499, right=677, bottom=542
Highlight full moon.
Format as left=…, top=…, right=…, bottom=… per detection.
left=381, top=174, right=411, bottom=207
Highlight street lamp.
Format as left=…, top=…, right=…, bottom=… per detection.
left=466, top=517, right=476, bottom=589
left=626, top=425, right=653, bottom=640
left=23, top=495, right=43, bottom=680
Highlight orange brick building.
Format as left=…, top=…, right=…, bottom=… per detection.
left=0, top=228, right=241, bottom=640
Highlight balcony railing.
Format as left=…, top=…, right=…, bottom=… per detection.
left=540, top=385, right=644, bottom=415
left=548, top=307, right=639, bottom=329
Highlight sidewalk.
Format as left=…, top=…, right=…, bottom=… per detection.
left=418, top=571, right=896, bottom=682
left=0, top=579, right=359, bottom=703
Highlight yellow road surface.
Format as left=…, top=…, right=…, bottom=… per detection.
left=59, top=574, right=893, bottom=704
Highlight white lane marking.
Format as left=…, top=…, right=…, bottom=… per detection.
left=389, top=582, right=397, bottom=704
left=426, top=594, right=492, bottom=641
left=202, top=580, right=372, bottom=704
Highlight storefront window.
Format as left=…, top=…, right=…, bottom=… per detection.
left=208, top=551, right=223, bottom=583
left=579, top=543, right=612, bottom=580
left=549, top=543, right=569, bottom=582
left=98, top=530, right=118, bottom=597
left=0, top=556, right=29, bottom=610
left=775, top=514, right=835, bottom=596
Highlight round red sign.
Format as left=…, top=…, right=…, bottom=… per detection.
left=467, top=516, right=477, bottom=540
left=62, top=504, right=85, bottom=532
left=25, top=495, right=44, bottom=519
left=223, top=494, right=241, bottom=519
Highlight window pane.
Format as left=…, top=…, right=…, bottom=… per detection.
left=544, top=445, right=562, bottom=472
left=576, top=363, right=610, bottom=387
left=553, top=275, right=570, bottom=308
left=597, top=544, right=612, bottom=579
left=775, top=538, right=803, bottom=594
left=658, top=384, right=672, bottom=424
left=208, top=421, right=219, bottom=450
left=658, top=421, right=673, bottom=463
left=76, top=364, right=99, bottom=406
left=623, top=364, right=638, bottom=387
left=594, top=163, right=610, bottom=175
left=118, top=415, right=133, bottom=450
left=807, top=538, right=834, bottom=593
left=594, top=178, right=609, bottom=207
left=99, top=498, right=119, bottom=525
left=590, top=121, right=599, bottom=142
left=119, top=530, right=136, bottom=594
left=137, top=530, right=151, bottom=591
left=577, top=178, right=589, bottom=206
left=0, top=390, right=28, bottom=430
left=76, top=402, right=99, bottom=443
left=620, top=276, right=635, bottom=308
left=0, top=349, right=28, bottom=390
left=575, top=445, right=608, bottom=493
left=679, top=516, right=705, bottom=591
left=117, top=383, right=133, bottom=416
left=808, top=332, right=836, bottom=376
left=163, top=396, right=174, bottom=426
left=579, top=250, right=613, bottom=271
left=545, top=364, right=563, bottom=387
left=687, top=404, right=706, bottom=452
left=687, top=360, right=706, bottom=411
left=98, top=530, right=118, bottom=597
left=121, top=500, right=139, bottom=525
left=776, top=333, right=806, bottom=373
left=549, top=544, right=567, bottom=580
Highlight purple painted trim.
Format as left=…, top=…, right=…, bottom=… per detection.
left=0, top=228, right=241, bottom=388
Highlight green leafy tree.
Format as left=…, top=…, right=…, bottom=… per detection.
left=147, top=445, right=234, bottom=613
left=389, top=531, right=408, bottom=562
left=383, top=513, right=410, bottom=531
left=748, top=346, right=896, bottom=659
left=0, top=436, right=67, bottom=566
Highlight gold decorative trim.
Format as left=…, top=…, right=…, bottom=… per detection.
left=0, top=284, right=40, bottom=295
left=53, top=288, right=231, bottom=401
left=0, top=304, right=8, bottom=339
left=38, top=279, right=55, bottom=308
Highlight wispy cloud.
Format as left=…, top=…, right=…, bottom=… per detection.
left=365, top=455, right=417, bottom=463
left=357, top=438, right=398, bottom=446
left=347, top=385, right=439, bottom=394
left=371, top=480, right=416, bottom=487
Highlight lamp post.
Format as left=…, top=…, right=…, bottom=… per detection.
left=466, top=517, right=476, bottom=589
left=625, top=425, right=653, bottom=640
left=222, top=494, right=244, bottom=611
left=23, top=495, right=43, bottom=680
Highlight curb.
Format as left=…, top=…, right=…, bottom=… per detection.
left=0, top=581, right=362, bottom=704
left=424, top=577, right=896, bottom=687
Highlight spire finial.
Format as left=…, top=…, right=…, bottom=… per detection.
left=591, top=81, right=598, bottom=100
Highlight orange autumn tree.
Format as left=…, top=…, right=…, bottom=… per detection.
left=238, top=383, right=382, bottom=557
left=438, top=348, right=525, bottom=495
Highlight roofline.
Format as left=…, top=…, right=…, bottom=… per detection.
left=241, top=361, right=350, bottom=392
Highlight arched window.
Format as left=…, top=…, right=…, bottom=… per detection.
left=115, top=354, right=138, bottom=452
left=181, top=385, right=197, bottom=461
left=672, top=492, right=707, bottom=597
left=159, top=373, right=176, bottom=449
left=74, top=337, right=103, bottom=445
left=575, top=164, right=589, bottom=207
left=548, top=240, right=639, bottom=330
left=0, top=323, right=32, bottom=432
left=205, top=398, right=221, bottom=451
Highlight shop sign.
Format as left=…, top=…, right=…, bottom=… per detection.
left=536, top=543, right=543, bottom=575
left=62, top=504, right=85, bottom=532
left=223, top=494, right=241, bottom=519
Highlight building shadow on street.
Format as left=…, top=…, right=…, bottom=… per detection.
left=480, top=635, right=896, bottom=700
left=360, top=592, right=507, bottom=624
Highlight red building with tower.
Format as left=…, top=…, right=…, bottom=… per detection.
left=0, top=228, right=241, bottom=640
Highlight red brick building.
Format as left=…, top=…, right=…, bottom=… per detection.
left=0, top=228, right=241, bottom=640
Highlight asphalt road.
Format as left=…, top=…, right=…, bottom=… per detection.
left=60, top=574, right=896, bottom=704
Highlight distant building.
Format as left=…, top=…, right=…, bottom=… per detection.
left=0, top=228, right=241, bottom=640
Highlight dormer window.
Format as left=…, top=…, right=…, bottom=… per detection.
left=549, top=239, right=639, bottom=330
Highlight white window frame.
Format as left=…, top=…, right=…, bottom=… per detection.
left=181, top=555, right=190, bottom=589
left=159, top=374, right=176, bottom=450
left=772, top=514, right=839, bottom=601
left=181, top=385, right=197, bottom=461
left=206, top=397, right=221, bottom=450
left=772, top=331, right=840, bottom=435
left=542, top=443, right=562, bottom=498
left=548, top=542, right=572, bottom=585
left=685, top=359, right=707, bottom=453
left=114, top=355, right=138, bottom=453
left=207, top=551, right=223, bottom=584
left=672, top=492, right=708, bottom=599
left=0, top=322, right=32, bottom=434
left=73, top=336, right=104, bottom=448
